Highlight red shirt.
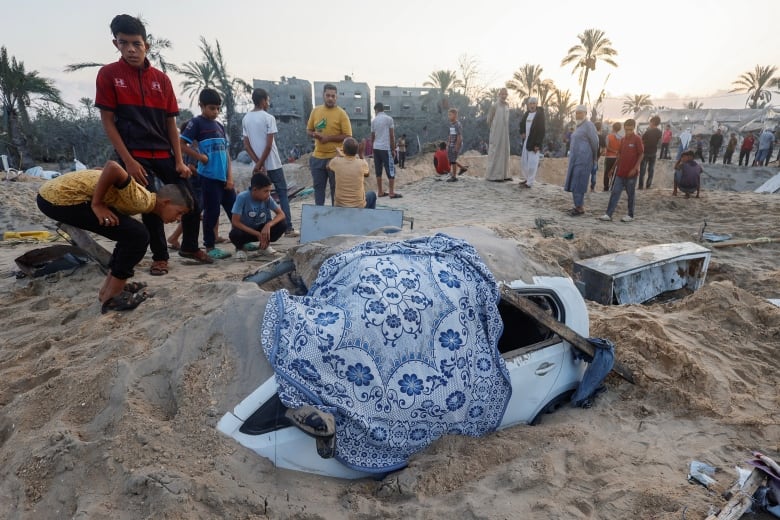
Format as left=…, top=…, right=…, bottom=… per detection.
left=741, top=135, right=755, bottom=151
left=96, top=58, right=179, bottom=158
left=615, top=133, right=644, bottom=178
left=433, top=149, right=450, bottom=174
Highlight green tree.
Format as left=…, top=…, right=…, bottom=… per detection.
left=505, top=64, right=544, bottom=105
left=537, top=79, right=556, bottom=108
left=550, top=89, right=576, bottom=122
left=64, top=34, right=177, bottom=73
left=684, top=100, right=704, bottom=110
left=621, top=94, right=653, bottom=115
left=730, top=65, right=778, bottom=109
left=423, top=70, right=463, bottom=113
left=560, top=28, right=618, bottom=105
left=178, top=60, right=219, bottom=106
left=0, top=46, right=67, bottom=168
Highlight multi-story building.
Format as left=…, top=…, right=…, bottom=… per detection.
left=252, top=76, right=313, bottom=122
left=314, top=77, right=371, bottom=123
left=374, top=86, right=431, bottom=119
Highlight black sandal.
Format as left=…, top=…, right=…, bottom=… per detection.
left=567, top=208, right=585, bottom=216
left=124, top=281, right=148, bottom=293
left=101, top=290, right=150, bottom=314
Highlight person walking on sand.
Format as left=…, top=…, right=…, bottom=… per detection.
left=36, top=161, right=193, bottom=313
left=638, top=115, right=661, bottom=189
left=371, top=102, right=401, bottom=198
left=486, top=88, right=510, bottom=181
left=563, top=105, right=598, bottom=216
left=95, top=14, right=210, bottom=275
left=445, top=108, right=467, bottom=182
left=307, top=83, right=352, bottom=205
left=518, top=97, right=546, bottom=188
left=599, top=118, right=643, bottom=223
left=243, top=88, right=299, bottom=237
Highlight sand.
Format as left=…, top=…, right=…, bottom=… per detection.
left=0, top=154, right=778, bottom=519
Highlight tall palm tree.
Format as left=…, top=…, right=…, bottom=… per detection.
left=550, top=89, right=576, bottom=121
left=0, top=46, right=67, bottom=168
left=561, top=28, right=618, bottom=104
left=730, top=65, right=778, bottom=109
left=621, top=94, right=653, bottom=115
left=423, top=70, right=463, bottom=112
left=505, top=64, right=544, bottom=105
left=685, top=100, right=704, bottom=110
left=196, top=37, right=252, bottom=155
left=64, top=34, right=177, bottom=73
left=178, top=60, right=218, bottom=106
left=537, top=79, right=556, bottom=108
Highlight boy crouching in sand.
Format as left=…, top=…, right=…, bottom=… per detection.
left=229, top=173, right=286, bottom=261
left=673, top=149, right=702, bottom=198
left=36, top=161, right=194, bottom=313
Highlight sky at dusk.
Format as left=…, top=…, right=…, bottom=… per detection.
left=6, top=0, right=780, bottom=118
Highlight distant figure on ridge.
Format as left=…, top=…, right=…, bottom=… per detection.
left=486, top=88, right=511, bottom=181
left=371, top=102, right=401, bottom=198
left=660, top=124, right=672, bottom=159
left=755, top=128, right=774, bottom=166
left=563, top=105, right=598, bottom=216
left=723, top=133, right=738, bottom=164
left=307, top=83, right=352, bottom=205
left=397, top=134, right=407, bottom=169
left=518, top=97, right=546, bottom=189
left=739, top=132, right=755, bottom=166
left=677, top=127, right=692, bottom=160
left=708, top=129, right=723, bottom=164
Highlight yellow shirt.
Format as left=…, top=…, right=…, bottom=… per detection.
left=39, top=170, right=156, bottom=215
left=329, top=156, right=369, bottom=208
left=307, top=105, right=352, bottom=159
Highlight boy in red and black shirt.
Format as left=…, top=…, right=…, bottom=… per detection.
left=96, top=14, right=210, bottom=274
left=599, top=119, right=643, bottom=223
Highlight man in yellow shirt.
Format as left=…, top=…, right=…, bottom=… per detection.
left=307, top=83, right=352, bottom=206
left=37, top=161, right=193, bottom=313
left=328, top=138, right=376, bottom=209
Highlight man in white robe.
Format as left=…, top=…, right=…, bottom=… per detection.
left=486, top=88, right=511, bottom=181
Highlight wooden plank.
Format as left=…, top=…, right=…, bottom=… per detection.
left=499, top=286, right=636, bottom=384
left=704, top=468, right=765, bottom=520
left=57, top=223, right=111, bottom=270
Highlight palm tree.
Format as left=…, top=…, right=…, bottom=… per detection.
left=178, top=60, right=218, bottom=106
left=423, top=70, right=463, bottom=112
left=561, top=28, right=618, bottom=104
left=550, top=89, right=576, bottom=121
left=0, top=46, right=67, bottom=168
left=730, top=65, right=778, bottom=109
left=537, top=79, right=556, bottom=108
left=505, top=64, right=544, bottom=105
left=685, top=100, right=704, bottom=110
left=621, top=94, right=653, bottom=115
left=65, top=34, right=177, bottom=73
left=196, top=37, right=252, bottom=155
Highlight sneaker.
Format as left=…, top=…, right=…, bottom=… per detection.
left=598, top=214, right=612, bottom=221
left=235, top=250, right=247, bottom=262
left=620, top=215, right=634, bottom=222
left=284, top=230, right=300, bottom=238
left=258, top=246, right=278, bottom=256
left=445, top=176, right=458, bottom=182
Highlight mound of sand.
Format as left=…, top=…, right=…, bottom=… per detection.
left=0, top=156, right=778, bottom=519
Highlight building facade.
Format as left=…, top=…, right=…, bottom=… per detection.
left=314, top=77, right=371, bottom=123
left=252, top=77, right=313, bottom=122
left=374, top=86, right=431, bottom=119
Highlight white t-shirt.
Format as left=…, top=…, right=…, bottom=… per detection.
left=242, top=110, right=283, bottom=171
left=371, top=112, right=394, bottom=150
left=525, top=111, right=536, bottom=136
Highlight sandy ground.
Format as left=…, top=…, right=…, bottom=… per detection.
left=0, top=153, right=778, bottom=519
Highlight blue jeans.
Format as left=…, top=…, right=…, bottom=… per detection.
left=200, top=177, right=236, bottom=249
left=365, top=191, right=377, bottom=209
left=639, top=154, right=656, bottom=188
left=310, top=156, right=335, bottom=206
left=266, top=167, right=294, bottom=232
left=606, top=176, right=636, bottom=218
left=755, top=148, right=770, bottom=165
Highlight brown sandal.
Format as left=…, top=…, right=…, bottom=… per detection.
left=150, top=260, right=169, bottom=276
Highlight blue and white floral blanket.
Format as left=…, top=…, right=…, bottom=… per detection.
left=261, top=234, right=512, bottom=473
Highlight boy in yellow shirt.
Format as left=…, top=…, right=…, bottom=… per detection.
left=328, top=138, right=377, bottom=209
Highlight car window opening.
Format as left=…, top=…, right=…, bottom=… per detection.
left=496, top=293, right=561, bottom=355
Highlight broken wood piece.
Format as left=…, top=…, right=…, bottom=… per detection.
left=56, top=223, right=111, bottom=271
left=704, top=467, right=765, bottom=520
left=499, top=286, right=636, bottom=384
left=710, top=237, right=779, bottom=249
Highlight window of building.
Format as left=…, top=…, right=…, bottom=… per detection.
left=354, top=92, right=362, bottom=99
left=289, top=94, right=296, bottom=100
left=382, top=90, right=391, bottom=97
left=402, top=103, right=411, bottom=110
left=384, top=105, right=391, bottom=112
left=355, top=106, right=363, bottom=114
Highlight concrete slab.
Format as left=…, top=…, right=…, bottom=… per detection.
left=299, top=204, right=404, bottom=244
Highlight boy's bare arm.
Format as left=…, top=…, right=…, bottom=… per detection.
left=256, top=133, right=275, bottom=171
left=91, top=161, right=128, bottom=225
left=167, top=117, right=190, bottom=178
left=180, top=139, right=207, bottom=163
left=225, top=154, right=234, bottom=190
left=100, top=110, right=147, bottom=186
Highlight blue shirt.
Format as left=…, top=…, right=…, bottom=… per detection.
left=231, top=190, right=279, bottom=229
left=181, top=115, right=228, bottom=181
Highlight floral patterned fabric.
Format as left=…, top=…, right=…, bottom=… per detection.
left=261, top=234, right=512, bottom=473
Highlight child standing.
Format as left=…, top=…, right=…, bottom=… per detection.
left=599, top=119, right=644, bottom=223
left=180, top=89, right=236, bottom=260
left=603, top=121, right=622, bottom=191
left=95, top=14, right=208, bottom=274
left=36, top=161, right=193, bottom=312
left=446, top=108, right=467, bottom=182
left=229, top=174, right=286, bottom=261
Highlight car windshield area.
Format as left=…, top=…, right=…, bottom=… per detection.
left=496, top=292, right=563, bottom=355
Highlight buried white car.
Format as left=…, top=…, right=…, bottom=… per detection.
left=218, top=231, right=597, bottom=479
